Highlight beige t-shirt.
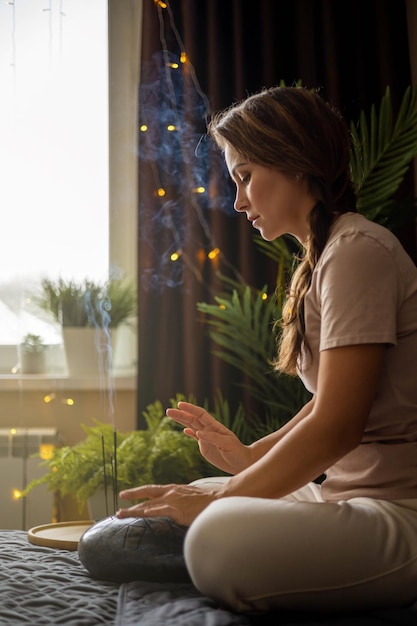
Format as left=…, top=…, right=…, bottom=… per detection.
left=300, top=212, right=417, bottom=501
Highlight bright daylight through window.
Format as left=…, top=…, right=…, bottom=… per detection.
left=0, top=0, right=109, bottom=373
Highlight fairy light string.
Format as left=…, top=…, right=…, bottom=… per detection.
left=140, top=0, right=244, bottom=295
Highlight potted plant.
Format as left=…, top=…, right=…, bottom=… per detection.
left=20, top=333, right=47, bottom=374
left=35, top=277, right=137, bottom=375
left=22, top=395, right=215, bottom=518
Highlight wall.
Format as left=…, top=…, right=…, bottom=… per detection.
left=0, top=387, right=136, bottom=445
left=0, top=378, right=136, bottom=521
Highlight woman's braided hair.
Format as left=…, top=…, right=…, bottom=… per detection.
left=208, top=86, right=357, bottom=375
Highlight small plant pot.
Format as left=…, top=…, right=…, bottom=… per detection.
left=62, top=328, right=117, bottom=376
left=21, top=351, right=46, bottom=374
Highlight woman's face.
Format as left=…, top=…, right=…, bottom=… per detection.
left=225, top=144, right=316, bottom=244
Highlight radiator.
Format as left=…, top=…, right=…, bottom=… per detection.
left=0, top=428, right=61, bottom=530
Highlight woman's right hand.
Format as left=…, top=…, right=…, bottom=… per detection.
left=166, top=401, right=253, bottom=475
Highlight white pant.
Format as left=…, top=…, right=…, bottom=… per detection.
left=185, top=478, right=417, bottom=613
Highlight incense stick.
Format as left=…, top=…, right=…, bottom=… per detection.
left=101, top=434, right=109, bottom=518
left=110, top=454, right=116, bottom=515
left=113, top=429, right=118, bottom=514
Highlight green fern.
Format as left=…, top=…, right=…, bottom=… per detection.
left=22, top=399, right=213, bottom=511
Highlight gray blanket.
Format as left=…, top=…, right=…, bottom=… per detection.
left=0, top=529, right=119, bottom=625
left=116, top=581, right=251, bottom=626
left=116, top=580, right=417, bottom=626
left=1, top=530, right=416, bottom=626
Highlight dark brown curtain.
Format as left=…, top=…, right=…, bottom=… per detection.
left=136, top=0, right=414, bottom=426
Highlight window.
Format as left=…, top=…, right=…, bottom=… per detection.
left=0, top=0, right=138, bottom=378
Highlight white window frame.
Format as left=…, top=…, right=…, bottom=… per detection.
left=0, top=0, right=142, bottom=390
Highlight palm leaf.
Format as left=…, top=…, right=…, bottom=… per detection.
left=351, top=85, right=417, bottom=223
left=197, top=286, right=310, bottom=424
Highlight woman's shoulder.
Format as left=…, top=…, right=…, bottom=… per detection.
left=329, top=212, right=396, bottom=246
left=317, top=213, right=417, bottom=296
left=326, top=212, right=413, bottom=265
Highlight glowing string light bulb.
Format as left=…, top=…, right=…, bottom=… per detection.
left=12, top=489, right=22, bottom=500
left=140, top=124, right=148, bottom=132
left=261, top=292, right=268, bottom=301
left=208, top=247, right=220, bottom=260
left=62, top=397, right=74, bottom=406
left=180, top=51, right=187, bottom=63
left=156, top=188, right=166, bottom=197
left=192, top=186, right=205, bottom=194
left=44, top=393, right=56, bottom=403
left=170, top=251, right=181, bottom=262
left=167, top=62, right=179, bottom=69
left=167, top=124, right=177, bottom=131
left=153, top=0, right=167, bottom=7
left=39, top=443, right=55, bottom=460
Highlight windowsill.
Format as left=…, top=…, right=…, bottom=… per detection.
left=0, top=370, right=137, bottom=391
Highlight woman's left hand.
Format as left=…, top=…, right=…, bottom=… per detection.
left=116, top=484, right=218, bottom=526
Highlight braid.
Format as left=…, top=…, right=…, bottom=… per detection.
left=275, top=174, right=357, bottom=375
left=275, top=200, right=333, bottom=375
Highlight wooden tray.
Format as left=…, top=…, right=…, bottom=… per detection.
left=27, top=520, right=94, bottom=550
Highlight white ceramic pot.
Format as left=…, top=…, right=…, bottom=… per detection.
left=21, top=351, right=46, bottom=374
left=62, top=327, right=117, bottom=376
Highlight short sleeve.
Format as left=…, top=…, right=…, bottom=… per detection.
left=315, top=232, right=400, bottom=351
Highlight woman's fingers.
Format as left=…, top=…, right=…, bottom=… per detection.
left=196, top=429, right=234, bottom=449
left=116, top=501, right=175, bottom=521
left=176, top=401, right=206, bottom=414
left=116, top=483, right=216, bottom=526
left=167, top=402, right=231, bottom=435
left=166, top=407, right=213, bottom=433
left=183, top=427, right=198, bottom=440
left=172, top=402, right=214, bottom=426
left=119, top=484, right=171, bottom=501
left=165, top=408, right=195, bottom=428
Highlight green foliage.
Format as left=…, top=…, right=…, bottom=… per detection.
left=36, top=277, right=137, bottom=328
left=197, top=85, right=417, bottom=430
left=208, top=388, right=290, bottom=444
left=21, top=333, right=46, bottom=354
left=23, top=394, right=213, bottom=512
left=351, top=85, right=417, bottom=226
left=209, top=389, right=249, bottom=442
left=106, top=279, right=138, bottom=327
left=198, top=285, right=311, bottom=428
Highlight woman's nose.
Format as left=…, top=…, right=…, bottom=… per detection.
left=234, top=189, right=247, bottom=213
